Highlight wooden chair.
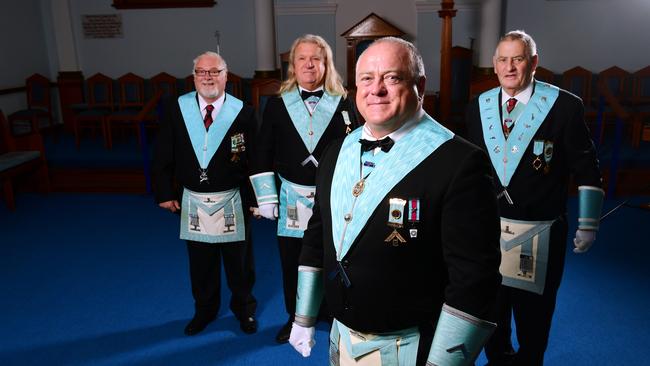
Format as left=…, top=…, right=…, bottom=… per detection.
left=0, top=110, right=50, bottom=211
left=226, top=72, right=243, bottom=99
left=106, top=73, right=146, bottom=148
left=251, top=78, right=282, bottom=128
left=448, top=46, right=473, bottom=130
left=184, top=74, right=195, bottom=93
left=631, top=65, right=650, bottom=147
left=535, top=66, right=556, bottom=84
left=280, top=51, right=290, bottom=81
left=150, top=72, right=178, bottom=100
left=562, top=66, right=598, bottom=133
left=8, top=74, right=54, bottom=135
left=469, top=75, right=500, bottom=101
left=73, top=73, right=114, bottom=149
left=593, top=66, right=631, bottom=144
left=562, top=66, right=594, bottom=106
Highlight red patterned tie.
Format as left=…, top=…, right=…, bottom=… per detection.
left=506, top=98, right=517, bottom=114
left=204, top=104, right=214, bottom=130
left=503, top=98, right=517, bottom=138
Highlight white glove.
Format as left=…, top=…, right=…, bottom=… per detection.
left=258, top=203, right=279, bottom=220
left=289, top=322, right=315, bottom=357
left=573, top=229, right=596, bottom=253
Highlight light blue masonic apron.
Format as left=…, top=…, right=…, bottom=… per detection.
left=177, top=92, right=246, bottom=243
left=276, top=89, right=342, bottom=238
left=329, top=319, right=421, bottom=366
left=478, top=81, right=560, bottom=294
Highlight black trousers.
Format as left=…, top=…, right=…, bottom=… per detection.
left=485, top=217, right=568, bottom=366
left=277, top=236, right=302, bottom=317
left=186, top=222, right=257, bottom=321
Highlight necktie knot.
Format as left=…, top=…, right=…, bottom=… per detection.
left=301, top=90, right=324, bottom=100
left=359, top=137, right=394, bottom=153
left=506, top=98, right=517, bottom=114
left=204, top=104, right=214, bottom=130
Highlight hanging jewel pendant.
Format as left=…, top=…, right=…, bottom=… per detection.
left=352, top=179, right=365, bottom=197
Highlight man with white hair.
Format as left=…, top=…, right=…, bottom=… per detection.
left=465, top=30, right=603, bottom=365
left=153, top=51, right=258, bottom=336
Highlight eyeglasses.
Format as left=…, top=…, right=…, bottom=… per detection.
left=194, top=69, right=225, bottom=77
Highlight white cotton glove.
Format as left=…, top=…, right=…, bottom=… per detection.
left=258, top=203, right=279, bottom=220
left=289, top=322, right=315, bottom=357
left=573, top=229, right=597, bottom=253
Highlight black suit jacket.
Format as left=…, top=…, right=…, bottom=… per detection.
left=152, top=94, right=257, bottom=208
left=464, top=86, right=602, bottom=221
left=299, top=132, right=502, bottom=333
left=251, top=94, right=358, bottom=186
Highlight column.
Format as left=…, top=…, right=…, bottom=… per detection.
left=254, top=0, right=279, bottom=78
left=438, top=0, right=457, bottom=122
left=476, top=0, right=502, bottom=75
left=51, top=0, right=84, bottom=132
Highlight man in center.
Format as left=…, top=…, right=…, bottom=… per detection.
left=249, top=34, right=358, bottom=343
left=287, top=37, right=502, bottom=365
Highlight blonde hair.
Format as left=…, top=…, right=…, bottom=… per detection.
left=279, top=34, right=346, bottom=98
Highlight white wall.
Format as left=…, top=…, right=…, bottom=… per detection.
left=67, top=0, right=257, bottom=78
left=3, top=0, right=650, bottom=117
left=0, top=0, right=51, bottom=115
left=504, top=0, right=650, bottom=74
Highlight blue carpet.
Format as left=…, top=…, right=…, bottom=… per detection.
left=1, top=193, right=649, bottom=365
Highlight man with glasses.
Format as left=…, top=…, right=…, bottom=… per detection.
left=153, top=51, right=258, bottom=336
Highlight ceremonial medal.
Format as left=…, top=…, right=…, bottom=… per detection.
left=532, top=140, right=544, bottom=171
left=385, top=198, right=407, bottom=246
left=385, top=229, right=407, bottom=246
left=230, top=133, right=245, bottom=162
left=352, top=179, right=365, bottom=197
left=543, top=140, right=554, bottom=174
left=407, top=198, right=420, bottom=238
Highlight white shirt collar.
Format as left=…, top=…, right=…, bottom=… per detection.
left=361, top=109, right=423, bottom=143
left=298, top=85, right=324, bottom=93
left=198, top=93, right=226, bottom=118
left=501, top=81, right=534, bottom=106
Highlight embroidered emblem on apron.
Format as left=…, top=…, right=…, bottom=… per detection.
left=499, top=217, right=554, bottom=294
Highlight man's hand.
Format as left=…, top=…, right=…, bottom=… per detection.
left=289, top=322, right=315, bottom=357
left=258, top=203, right=279, bottom=220
left=159, top=200, right=180, bottom=213
left=573, top=229, right=596, bottom=253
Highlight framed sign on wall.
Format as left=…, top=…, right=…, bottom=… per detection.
left=112, top=0, right=216, bottom=9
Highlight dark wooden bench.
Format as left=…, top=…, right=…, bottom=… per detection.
left=0, top=110, right=50, bottom=210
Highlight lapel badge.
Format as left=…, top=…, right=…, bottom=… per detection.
left=342, top=110, right=352, bottom=134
